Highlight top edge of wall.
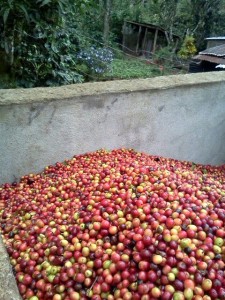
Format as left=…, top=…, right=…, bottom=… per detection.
left=1, top=72, right=225, bottom=105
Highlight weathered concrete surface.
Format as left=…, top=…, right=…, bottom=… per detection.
left=1, top=72, right=225, bottom=184
left=0, top=235, right=22, bottom=300
left=1, top=72, right=225, bottom=105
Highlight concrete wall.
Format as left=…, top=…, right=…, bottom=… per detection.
left=0, top=235, right=22, bottom=300
left=1, top=72, right=225, bottom=184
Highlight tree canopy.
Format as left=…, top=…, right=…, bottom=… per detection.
left=1, top=0, right=225, bottom=87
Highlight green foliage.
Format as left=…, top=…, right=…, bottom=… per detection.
left=0, top=0, right=94, bottom=87
left=111, top=0, right=225, bottom=51
left=153, top=46, right=175, bottom=65
left=1, top=0, right=225, bottom=88
left=14, top=25, right=83, bottom=87
left=187, top=0, right=222, bottom=49
left=178, top=36, right=197, bottom=59
left=0, top=74, right=17, bottom=89
left=103, top=55, right=185, bottom=81
left=141, top=0, right=180, bottom=34
left=103, top=57, right=161, bottom=80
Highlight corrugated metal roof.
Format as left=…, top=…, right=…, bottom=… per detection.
left=198, top=44, right=225, bottom=57
left=193, top=54, right=225, bottom=65
left=205, top=37, right=225, bottom=40
left=124, top=21, right=180, bottom=38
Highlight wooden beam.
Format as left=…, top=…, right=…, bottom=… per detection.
left=152, top=28, right=158, bottom=54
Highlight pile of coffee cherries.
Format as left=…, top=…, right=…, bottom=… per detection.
left=0, top=149, right=224, bottom=300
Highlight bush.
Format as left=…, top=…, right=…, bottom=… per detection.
left=153, top=46, right=175, bottom=65
left=178, top=36, right=197, bottom=59
left=77, top=47, right=114, bottom=77
left=0, top=0, right=88, bottom=88
left=14, top=25, right=83, bottom=87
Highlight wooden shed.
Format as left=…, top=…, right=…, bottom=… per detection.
left=122, top=21, right=179, bottom=58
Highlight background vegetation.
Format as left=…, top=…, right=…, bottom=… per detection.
left=1, top=0, right=225, bottom=88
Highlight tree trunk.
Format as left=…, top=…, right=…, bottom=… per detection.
left=103, top=0, right=111, bottom=46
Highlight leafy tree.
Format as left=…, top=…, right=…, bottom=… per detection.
left=0, top=0, right=94, bottom=87
left=103, top=0, right=112, bottom=46
left=212, top=0, right=225, bottom=36
left=1, top=0, right=225, bottom=87
left=188, top=0, right=222, bottom=49
left=141, top=0, right=180, bottom=44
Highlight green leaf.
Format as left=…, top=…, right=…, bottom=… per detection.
left=37, top=0, right=52, bottom=7
left=18, top=4, right=30, bottom=22
left=58, top=0, right=67, bottom=12
left=3, top=8, right=10, bottom=24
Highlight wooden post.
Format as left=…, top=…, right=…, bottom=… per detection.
left=136, top=25, right=142, bottom=55
left=122, top=21, right=127, bottom=52
left=174, top=37, right=179, bottom=51
left=153, top=28, right=158, bottom=54
left=142, top=27, right=148, bottom=57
